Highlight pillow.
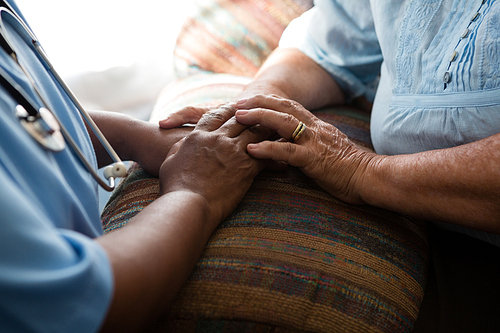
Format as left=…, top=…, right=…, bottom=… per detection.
left=150, top=73, right=252, bottom=124
left=102, top=73, right=428, bottom=332
left=173, top=0, right=314, bottom=77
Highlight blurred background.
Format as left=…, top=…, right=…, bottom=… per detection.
left=15, top=0, right=196, bottom=209
left=16, top=0, right=195, bottom=120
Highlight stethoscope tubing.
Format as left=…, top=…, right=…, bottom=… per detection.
left=32, top=41, right=127, bottom=191
left=0, top=4, right=126, bottom=191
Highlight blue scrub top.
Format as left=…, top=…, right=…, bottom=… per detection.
left=0, top=1, right=113, bottom=332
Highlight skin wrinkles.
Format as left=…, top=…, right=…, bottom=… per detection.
left=198, top=112, right=229, bottom=129
left=160, top=122, right=267, bottom=224
left=307, top=130, right=370, bottom=205
left=159, top=47, right=500, bottom=234
left=235, top=96, right=376, bottom=205
left=80, top=101, right=277, bottom=332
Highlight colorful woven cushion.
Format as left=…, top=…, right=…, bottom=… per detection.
left=150, top=73, right=252, bottom=124
left=102, top=73, right=429, bottom=332
left=173, top=0, right=314, bottom=77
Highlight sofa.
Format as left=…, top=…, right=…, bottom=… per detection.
left=101, top=1, right=500, bottom=332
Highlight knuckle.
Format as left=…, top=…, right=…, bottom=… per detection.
left=216, top=103, right=236, bottom=112
left=284, top=142, right=296, bottom=157
left=249, top=94, right=268, bottom=104
left=278, top=97, right=300, bottom=110
left=283, top=113, right=297, bottom=126
left=200, top=111, right=224, bottom=123
left=280, top=98, right=295, bottom=108
left=188, top=131, right=220, bottom=148
left=185, top=130, right=204, bottom=143
left=254, top=108, right=268, bottom=117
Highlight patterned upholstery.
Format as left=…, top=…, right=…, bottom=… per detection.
left=102, top=1, right=429, bottom=331
left=102, top=73, right=429, bottom=332
left=150, top=73, right=253, bottom=124
left=173, top=0, right=314, bottom=77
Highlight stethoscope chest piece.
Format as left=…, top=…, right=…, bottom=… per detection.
left=16, top=104, right=65, bottom=152
left=0, top=3, right=126, bottom=191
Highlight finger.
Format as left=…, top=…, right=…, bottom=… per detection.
left=159, top=106, right=211, bottom=128
left=236, top=108, right=308, bottom=142
left=237, top=124, right=274, bottom=144
left=246, top=141, right=312, bottom=169
left=195, top=103, right=237, bottom=132
left=236, top=94, right=313, bottom=122
left=217, top=116, right=250, bottom=138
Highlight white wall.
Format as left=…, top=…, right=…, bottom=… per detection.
left=15, top=0, right=195, bottom=119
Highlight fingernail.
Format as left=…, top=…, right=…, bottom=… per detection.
left=236, top=110, right=249, bottom=116
left=236, top=99, right=248, bottom=106
left=247, top=143, right=259, bottom=150
left=159, top=118, right=173, bottom=128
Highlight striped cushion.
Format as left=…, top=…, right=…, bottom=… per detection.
left=173, top=0, right=314, bottom=77
left=102, top=74, right=428, bottom=332
left=150, top=73, right=253, bottom=124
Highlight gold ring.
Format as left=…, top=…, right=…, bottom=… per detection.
left=291, top=121, right=306, bottom=142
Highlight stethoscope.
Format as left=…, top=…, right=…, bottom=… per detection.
left=0, top=1, right=127, bottom=191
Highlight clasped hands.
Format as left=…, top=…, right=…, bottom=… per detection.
left=160, top=94, right=380, bottom=209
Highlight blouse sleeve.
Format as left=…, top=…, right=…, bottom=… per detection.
left=279, top=0, right=383, bottom=101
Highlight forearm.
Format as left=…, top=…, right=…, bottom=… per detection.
left=85, top=111, right=135, bottom=166
left=97, top=190, right=215, bottom=333
left=95, top=103, right=269, bottom=331
left=361, top=134, right=500, bottom=233
left=159, top=48, right=347, bottom=129
left=240, top=47, right=346, bottom=109
left=87, top=110, right=191, bottom=171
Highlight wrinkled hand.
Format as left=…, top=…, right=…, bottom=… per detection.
left=159, top=105, right=213, bottom=129
left=235, top=95, right=378, bottom=205
left=159, top=103, right=272, bottom=223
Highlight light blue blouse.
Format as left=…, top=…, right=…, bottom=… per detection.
left=281, top=0, right=500, bottom=154
left=0, top=2, right=113, bottom=332
left=280, top=0, right=500, bottom=245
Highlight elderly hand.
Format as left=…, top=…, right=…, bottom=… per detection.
left=235, top=95, right=380, bottom=205
left=159, top=103, right=271, bottom=223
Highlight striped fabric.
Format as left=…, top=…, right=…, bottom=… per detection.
left=173, top=0, right=314, bottom=77
left=150, top=73, right=252, bottom=123
left=104, top=164, right=428, bottom=333
left=101, top=166, right=159, bottom=234
left=102, top=74, right=429, bottom=332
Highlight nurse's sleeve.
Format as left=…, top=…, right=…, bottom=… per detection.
left=0, top=169, right=114, bottom=333
left=279, top=0, right=383, bottom=102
